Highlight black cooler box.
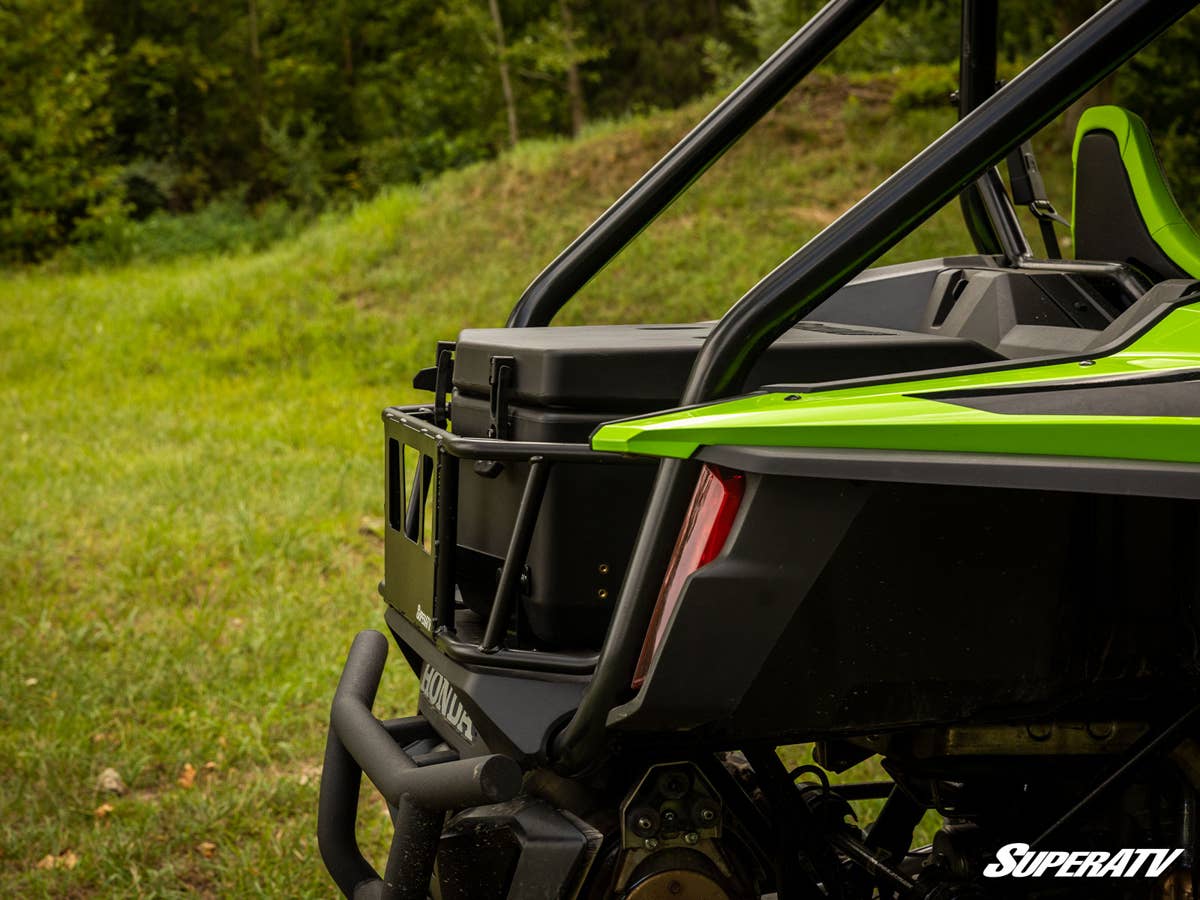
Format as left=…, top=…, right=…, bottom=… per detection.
left=448, top=320, right=998, bottom=649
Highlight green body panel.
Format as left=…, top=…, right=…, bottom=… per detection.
left=591, top=303, right=1200, bottom=462
left=1072, top=105, right=1200, bottom=277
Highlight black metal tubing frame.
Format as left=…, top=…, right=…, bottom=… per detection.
left=957, top=0, right=1006, bottom=257
left=319, top=630, right=523, bottom=900
left=322, top=410, right=617, bottom=897
left=384, top=404, right=641, bottom=675
left=548, top=0, right=1198, bottom=773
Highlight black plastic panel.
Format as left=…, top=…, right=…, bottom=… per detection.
left=697, top=444, right=1200, bottom=502
left=612, top=475, right=1200, bottom=742
left=918, top=368, right=1200, bottom=417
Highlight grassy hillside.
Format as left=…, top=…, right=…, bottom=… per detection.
left=0, top=71, right=1072, bottom=896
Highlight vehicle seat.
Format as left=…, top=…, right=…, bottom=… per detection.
left=1072, top=105, right=1200, bottom=282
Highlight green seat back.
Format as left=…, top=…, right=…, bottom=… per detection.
left=1072, top=105, right=1200, bottom=281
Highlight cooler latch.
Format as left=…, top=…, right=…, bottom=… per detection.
left=412, top=340, right=456, bottom=430
left=475, top=355, right=515, bottom=477
left=486, top=355, right=515, bottom=441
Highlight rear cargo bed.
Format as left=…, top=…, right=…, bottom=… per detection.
left=449, top=320, right=999, bottom=648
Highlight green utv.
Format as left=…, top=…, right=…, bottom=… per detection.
left=318, top=1, right=1200, bottom=897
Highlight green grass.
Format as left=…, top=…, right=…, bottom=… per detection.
left=0, top=71, right=1073, bottom=896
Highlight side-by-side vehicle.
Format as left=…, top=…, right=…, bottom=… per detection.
left=318, top=1, right=1200, bottom=897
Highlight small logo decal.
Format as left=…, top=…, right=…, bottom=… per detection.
left=414, top=603, right=433, bottom=633
left=419, top=665, right=475, bottom=743
left=983, top=843, right=1185, bottom=879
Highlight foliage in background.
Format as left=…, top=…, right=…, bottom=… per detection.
left=0, top=0, right=746, bottom=263
left=1117, top=6, right=1200, bottom=221
left=720, top=0, right=1200, bottom=221
left=57, top=195, right=300, bottom=268
left=2, top=1, right=1199, bottom=264
left=0, top=0, right=125, bottom=260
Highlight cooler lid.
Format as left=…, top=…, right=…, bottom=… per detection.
left=452, top=321, right=997, bottom=410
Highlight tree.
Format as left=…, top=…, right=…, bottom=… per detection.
left=487, top=0, right=520, bottom=147
left=1116, top=5, right=1200, bottom=220
left=0, top=0, right=732, bottom=258
left=558, top=0, right=586, bottom=137
left=0, top=0, right=123, bottom=261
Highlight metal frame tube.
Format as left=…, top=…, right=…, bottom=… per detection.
left=433, top=451, right=459, bottom=632
left=957, top=0, right=998, bottom=129
left=505, top=0, right=885, bottom=328
left=319, top=632, right=523, bottom=898
left=1032, top=701, right=1200, bottom=849
left=958, top=0, right=1004, bottom=255
left=481, top=457, right=553, bottom=651
left=551, top=457, right=700, bottom=771
left=385, top=405, right=642, bottom=464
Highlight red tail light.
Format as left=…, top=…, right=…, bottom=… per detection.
left=632, top=465, right=745, bottom=688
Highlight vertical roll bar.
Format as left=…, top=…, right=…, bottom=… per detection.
left=958, top=0, right=1034, bottom=263
left=957, top=0, right=1005, bottom=256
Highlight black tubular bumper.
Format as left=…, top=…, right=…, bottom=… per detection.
left=318, top=630, right=523, bottom=900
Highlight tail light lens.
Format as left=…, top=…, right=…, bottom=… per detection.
left=632, top=465, right=745, bottom=688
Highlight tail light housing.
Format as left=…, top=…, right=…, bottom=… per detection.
left=632, top=465, right=745, bottom=688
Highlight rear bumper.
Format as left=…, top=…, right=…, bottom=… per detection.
left=317, top=630, right=521, bottom=900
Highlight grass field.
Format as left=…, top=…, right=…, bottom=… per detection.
left=0, top=71, right=1073, bottom=896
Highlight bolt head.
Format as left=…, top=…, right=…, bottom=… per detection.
left=658, top=773, right=689, bottom=798
left=644, top=838, right=659, bottom=851
left=699, top=808, right=716, bottom=824
left=684, top=832, right=700, bottom=845
left=636, top=815, right=653, bottom=831
left=1027, top=722, right=1053, bottom=741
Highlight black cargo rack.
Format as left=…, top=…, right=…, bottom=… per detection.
left=382, top=404, right=646, bottom=676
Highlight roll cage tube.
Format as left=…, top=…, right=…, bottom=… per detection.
left=958, top=3, right=1139, bottom=286
left=504, top=0, right=884, bottom=329
left=550, top=0, right=1198, bottom=774
left=957, top=0, right=1006, bottom=257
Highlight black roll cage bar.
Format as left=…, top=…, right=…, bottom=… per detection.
left=534, top=0, right=1197, bottom=772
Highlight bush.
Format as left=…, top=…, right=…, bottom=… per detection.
left=261, top=112, right=331, bottom=211
left=54, top=196, right=299, bottom=268
left=890, top=63, right=958, bottom=111
left=357, top=132, right=494, bottom=195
